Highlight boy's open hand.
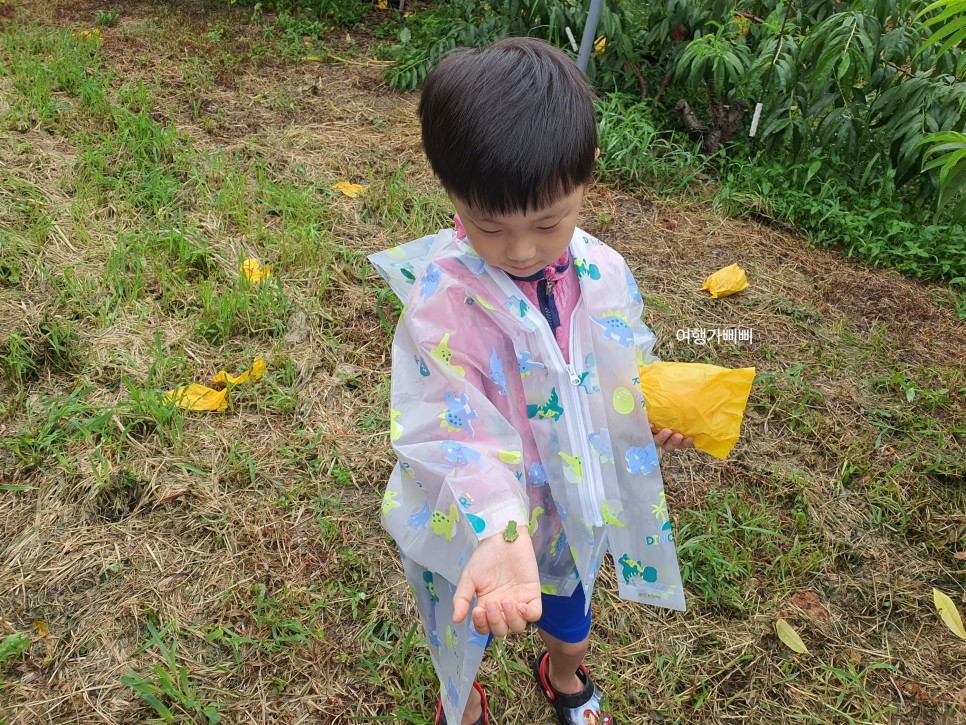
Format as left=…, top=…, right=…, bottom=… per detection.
left=452, top=528, right=542, bottom=638
left=651, top=426, right=695, bottom=452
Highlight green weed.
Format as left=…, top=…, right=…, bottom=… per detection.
left=675, top=488, right=817, bottom=612
left=251, top=583, right=327, bottom=651
left=94, top=10, right=119, bottom=27
left=121, top=619, right=224, bottom=724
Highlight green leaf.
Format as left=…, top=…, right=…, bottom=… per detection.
left=0, top=632, right=31, bottom=665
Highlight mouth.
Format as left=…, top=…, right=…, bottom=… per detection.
left=505, top=264, right=540, bottom=275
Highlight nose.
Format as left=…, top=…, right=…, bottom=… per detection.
left=505, top=236, right=536, bottom=263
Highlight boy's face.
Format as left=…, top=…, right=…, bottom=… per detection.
left=450, top=185, right=586, bottom=277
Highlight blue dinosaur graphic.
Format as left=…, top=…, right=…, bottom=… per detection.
left=549, top=528, right=569, bottom=566
left=517, top=350, right=545, bottom=376
left=439, top=392, right=477, bottom=436
left=408, top=502, right=432, bottom=529
left=459, top=250, right=486, bottom=275
left=618, top=553, right=658, bottom=585
left=488, top=349, right=507, bottom=396
left=414, top=355, right=430, bottom=377
left=440, top=441, right=482, bottom=466
left=578, top=352, right=601, bottom=394
left=419, top=262, right=443, bottom=302
left=588, top=428, right=614, bottom=464
left=592, top=312, right=634, bottom=348
left=526, top=463, right=548, bottom=487
left=527, top=387, right=563, bottom=421
left=505, top=295, right=528, bottom=318
left=467, top=622, right=490, bottom=649
left=446, top=678, right=461, bottom=709
left=625, top=443, right=659, bottom=476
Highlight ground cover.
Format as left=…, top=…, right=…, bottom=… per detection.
left=0, top=2, right=964, bottom=723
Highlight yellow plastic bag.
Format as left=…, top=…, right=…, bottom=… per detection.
left=241, top=258, right=271, bottom=284
left=638, top=361, right=756, bottom=459
left=701, top=263, right=749, bottom=298
left=212, top=357, right=267, bottom=386
left=165, top=384, right=228, bottom=412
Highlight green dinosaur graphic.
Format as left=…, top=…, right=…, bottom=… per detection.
left=381, top=490, right=400, bottom=517
left=601, top=502, right=625, bottom=528
left=528, top=506, right=545, bottom=536
left=430, top=504, right=459, bottom=541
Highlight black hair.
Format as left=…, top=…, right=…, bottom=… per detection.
left=418, top=37, right=597, bottom=216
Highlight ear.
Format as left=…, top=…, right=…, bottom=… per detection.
left=594, top=147, right=600, bottom=161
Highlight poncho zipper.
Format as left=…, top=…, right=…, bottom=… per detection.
left=493, top=272, right=604, bottom=527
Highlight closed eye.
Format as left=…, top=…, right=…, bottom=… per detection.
left=537, top=222, right=560, bottom=232
left=478, top=228, right=501, bottom=235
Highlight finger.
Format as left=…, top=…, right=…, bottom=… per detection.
left=471, top=606, right=490, bottom=635
left=683, top=436, right=695, bottom=449
left=502, top=601, right=528, bottom=634
left=486, top=600, right=509, bottom=638
left=669, top=432, right=684, bottom=448
left=522, top=597, right=543, bottom=623
left=652, top=428, right=671, bottom=446
left=452, top=572, right=477, bottom=624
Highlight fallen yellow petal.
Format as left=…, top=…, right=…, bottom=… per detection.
left=165, top=384, right=228, bottom=412
left=776, top=618, right=809, bottom=654
left=376, top=0, right=388, bottom=8
left=934, top=588, right=966, bottom=640
left=212, top=357, right=267, bottom=387
left=332, top=181, right=367, bottom=198
left=594, top=36, right=606, bottom=55
left=701, top=263, right=749, bottom=298
left=241, top=258, right=271, bottom=284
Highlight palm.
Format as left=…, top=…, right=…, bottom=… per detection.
left=453, top=532, right=541, bottom=637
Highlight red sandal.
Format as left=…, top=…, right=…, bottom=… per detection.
left=435, top=680, right=489, bottom=725
left=532, top=651, right=615, bottom=725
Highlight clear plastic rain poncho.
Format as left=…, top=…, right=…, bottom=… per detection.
left=369, top=227, right=684, bottom=722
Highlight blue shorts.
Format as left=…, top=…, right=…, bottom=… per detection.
left=535, top=583, right=592, bottom=643
left=482, top=582, right=591, bottom=647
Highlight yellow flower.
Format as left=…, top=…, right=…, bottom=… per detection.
left=593, top=36, right=606, bottom=55
left=77, top=28, right=103, bottom=46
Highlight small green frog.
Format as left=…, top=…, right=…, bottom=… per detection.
left=503, top=520, right=518, bottom=543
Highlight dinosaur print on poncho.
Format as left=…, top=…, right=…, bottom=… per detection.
left=625, top=443, right=659, bottom=476
left=431, top=333, right=465, bottom=377
left=488, top=349, right=507, bottom=396
left=517, top=350, right=545, bottom=376
left=591, top=311, right=634, bottom=348
left=618, top=553, right=658, bottom=584
left=527, top=388, right=563, bottom=421
left=439, top=392, right=477, bottom=436
left=430, top=504, right=459, bottom=541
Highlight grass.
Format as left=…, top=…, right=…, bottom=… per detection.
left=0, top=2, right=964, bottom=723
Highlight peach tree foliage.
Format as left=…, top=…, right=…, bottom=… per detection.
left=385, top=0, right=965, bottom=218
